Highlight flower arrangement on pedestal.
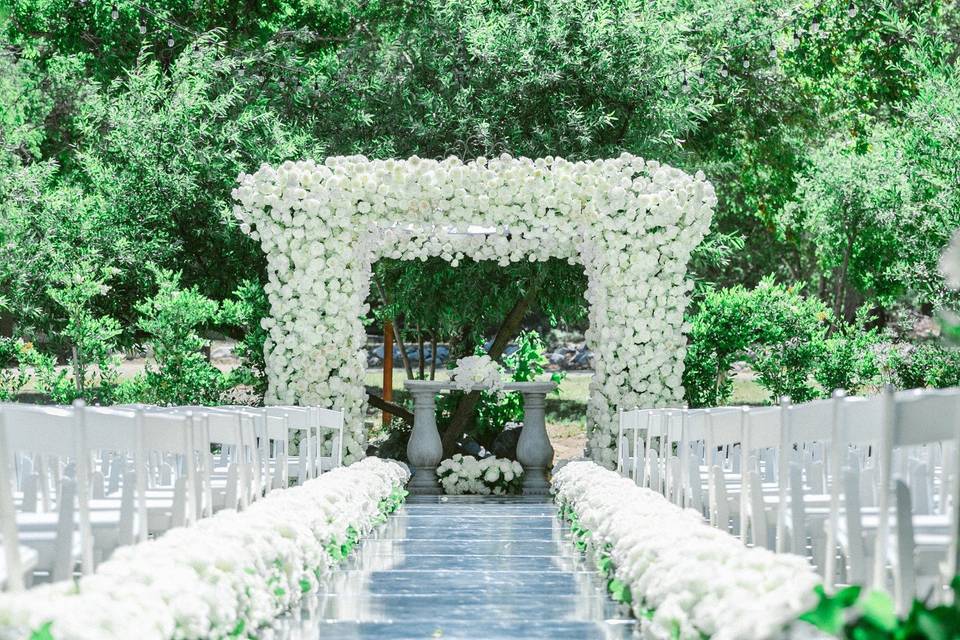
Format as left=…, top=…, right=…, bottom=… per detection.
left=448, top=354, right=506, bottom=395
left=436, top=454, right=523, bottom=495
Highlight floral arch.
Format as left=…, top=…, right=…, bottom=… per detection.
left=232, top=153, right=716, bottom=465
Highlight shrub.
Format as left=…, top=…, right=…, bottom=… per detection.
left=813, top=308, right=884, bottom=394
left=40, top=262, right=122, bottom=404
left=133, top=265, right=226, bottom=405
left=0, top=338, right=35, bottom=401
left=683, top=278, right=830, bottom=407
left=219, top=279, right=269, bottom=398
left=887, top=341, right=960, bottom=389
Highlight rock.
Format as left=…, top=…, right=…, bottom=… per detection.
left=210, top=345, right=235, bottom=360
left=456, top=435, right=485, bottom=458
left=571, top=347, right=594, bottom=368
left=491, top=423, right=523, bottom=461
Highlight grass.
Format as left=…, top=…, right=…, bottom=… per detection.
left=363, top=368, right=772, bottom=439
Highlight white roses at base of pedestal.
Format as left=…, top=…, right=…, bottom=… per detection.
left=0, top=458, right=410, bottom=640
left=448, top=355, right=506, bottom=396
left=552, top=461, right=820, bottom=640
left=437, top=454, right=524, bottom=495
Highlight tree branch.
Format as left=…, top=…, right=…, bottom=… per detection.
left=440, top=280, right=539, bottom=456
left=366, top=392, right=413, bottom=426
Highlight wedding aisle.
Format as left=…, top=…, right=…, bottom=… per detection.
left=312, top=497, right=636, bottom=639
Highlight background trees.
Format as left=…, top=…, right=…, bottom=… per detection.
left=2, top=0, right=960, bottom=414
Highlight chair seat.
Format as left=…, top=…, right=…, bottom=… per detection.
left=16, top=529, right=81, bottom=574
left=0, top=545, right=39, bottom=588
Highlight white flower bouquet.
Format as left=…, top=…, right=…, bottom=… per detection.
left=436, top=454, right=523, bottom=495
left=0, top=458, right=410, bottom=640
left=448, top=355, right=506, bottom=395
left=552, top=461, right=820, bottom=640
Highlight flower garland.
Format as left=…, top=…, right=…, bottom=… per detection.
left=552, top=461, right=820, bottom=640
left=436, top=454, right=524, bottom=495
left=448, top=354, right=505, bottom=395
left=0, top=458, right=410, bottom=640
left=232, top=154, right=716, bottom=466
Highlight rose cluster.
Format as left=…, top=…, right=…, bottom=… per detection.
left=232, top=153, right=715, bottom=467
left=552, top=461, right=820, bottom=640
left=436, top=454, right=524, bottom=495
left=0, top=458, right=409, bottom=640
left=448, top=355, right=506, bottom=396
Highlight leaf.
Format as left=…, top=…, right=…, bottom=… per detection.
left=608, top=578, right=632, bottom=604
left=798, top=585, right=854, bottom=635
left=29, top=622, right=54, bottom=640
left=859, top=590, right=896, bottom=631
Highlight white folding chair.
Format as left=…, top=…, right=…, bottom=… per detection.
left=314, top=407, right=344, bottom=472
left=0, top=401, right=93, bottom=582
left=0, top=410, right=39, bottom=591
left=877, top=388, right=960, bottom=610
left=617, top=408, right=647, bottom=483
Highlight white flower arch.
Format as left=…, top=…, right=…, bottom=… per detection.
left=232, top=153, right=716, bottom=466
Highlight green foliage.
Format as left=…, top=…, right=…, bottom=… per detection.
left=133, top=265, right=226, bottom=405
left=813, top=308, right=884, bottom=394
left=683, top=278, right=829, bottom=407
left=800, top=577, right=960, bottom=639
left=0, top=338, right=36, bottom=401
left=434, top=330, right=561, bottom=449
left=3, top=0, right=960, bottom=415
left=375, top=257, right=587, bottom=362
left=888, top=341, right=960, bottom=390
left=220, top=279, right=270, bottom=397
left=783, top=61, right=960, bottom=315
left=39, top=262, right=123, bottom=403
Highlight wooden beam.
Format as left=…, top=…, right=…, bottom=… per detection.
left=383, top=321, right=394, bottom=429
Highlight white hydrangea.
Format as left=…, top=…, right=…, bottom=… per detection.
left=436, top=454, right=523, bottom=495
left=552, top=462, right=820, bottom=640
left=0, top=459, right=410, bottom=640
left=232, top=153, right=715, bottom=466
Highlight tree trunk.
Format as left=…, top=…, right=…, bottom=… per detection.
left=0, top=313, right=13, bottom=338
left=429, top=331, right=438, bottom=381
left=373, top=277, right=415, bottom=379
left=440, top=284, right=539, bottom=456
left=394, top=322, right=415, bottom=380
left=417, top=327, right=425, bottom=380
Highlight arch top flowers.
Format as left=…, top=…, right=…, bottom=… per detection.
left=233, top=153, right=715, bottom=466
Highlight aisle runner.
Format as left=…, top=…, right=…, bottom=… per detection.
left=315, top=498, right=636, bottom=639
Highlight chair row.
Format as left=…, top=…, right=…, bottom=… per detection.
left=0, top=401, right=344, bottom=592
left=617, top=386, right=960, bottom=612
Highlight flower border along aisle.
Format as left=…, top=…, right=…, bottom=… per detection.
left=552, top=461, right=820, bottom=640
left=0, top=458, right=409, bottom=640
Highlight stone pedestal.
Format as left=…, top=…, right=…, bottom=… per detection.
left=404, top=380, right=558, bottom=496
left=515, top=387, right=554, bottom=494
left=406, top=387, right=443, bottom=495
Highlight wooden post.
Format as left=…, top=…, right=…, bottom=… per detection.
left=383, top=321, right=394, bottom=429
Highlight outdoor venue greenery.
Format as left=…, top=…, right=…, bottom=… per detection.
left=2, top=0, right=960, bottom=434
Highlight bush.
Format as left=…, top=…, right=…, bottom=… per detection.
left=683, top=278, right=829, bottom=407
left=813, top=308, right=884, bottom=394
left=0, top=338, right=35, bottom=401
left=888, top=341, right=960, bottom=389
left=219, top=279, right=269, bottom=398
left=39, top=262, right=123, bottom=404
left=132, top=265, right=227, bottom=406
